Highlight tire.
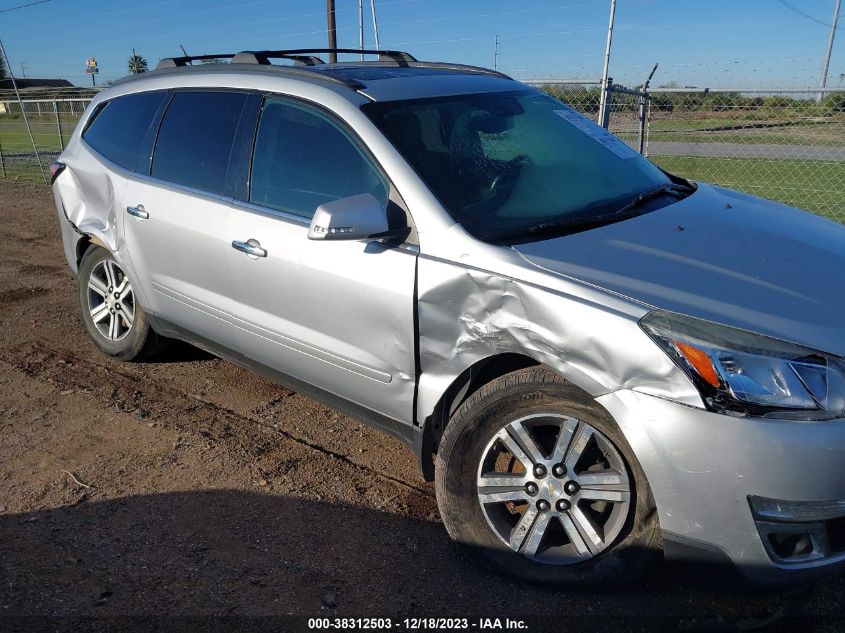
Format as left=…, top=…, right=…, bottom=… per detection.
left=77, top=246, right=160, bottom=361
left=435, top=366, right=660, bottom=587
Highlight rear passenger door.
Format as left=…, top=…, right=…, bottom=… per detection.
left=123, top=90, right=254, bottom=347
left=226, top=96, right=418, bottom=428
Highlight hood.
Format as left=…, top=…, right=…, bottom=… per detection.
left=514, top=184, right=845, bottom=358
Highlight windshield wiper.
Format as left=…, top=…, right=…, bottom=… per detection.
left=487, top=181, right=694, bottom=244
left=487, top=183, right=695, bottom=244
left=609, top=182, right=692, bottom=218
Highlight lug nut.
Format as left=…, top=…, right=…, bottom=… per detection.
left=533, top=464, right=547, bottom=478
left=564, top=480, right=580, bottom=495
left=108, top=286, right=113, bottom=292
left=536, top=499, right=550, bottom=512
left=115, top=304, right=121, bottom=310
left=552, top=464, right=566, bottom=477
left=109, top=308, right=115, bottom=314
left=114, top=292, right=120, bottom=299
left=525, top=482, right=539, bottom=496
left=556, top=499, right=571, bottom=512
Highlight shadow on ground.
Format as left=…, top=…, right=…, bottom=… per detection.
left=1, top=490, right=840, bottom=632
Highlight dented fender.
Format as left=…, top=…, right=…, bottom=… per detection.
left=414, top=244, right=703, bottom=428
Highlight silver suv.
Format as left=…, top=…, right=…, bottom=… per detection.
left=51, top=48, right=845, bottom=587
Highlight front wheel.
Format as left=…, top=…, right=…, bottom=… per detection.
left=435, top=366, right=660, bottom=586
left=77, top=246, right=160, bottom=361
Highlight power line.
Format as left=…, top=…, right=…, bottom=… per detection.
left=0, top=0, right=53, bottom=13
left=774, top=0, right=842, bottom=29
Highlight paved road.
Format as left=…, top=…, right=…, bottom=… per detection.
left=647, top=141, right=845, bottom=161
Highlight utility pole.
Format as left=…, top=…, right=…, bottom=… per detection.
left=494, top=35, right=500, bottom=70
left=818, top=0, right=842, bottom=101
left=370, top=0, right=381, bottom=50
left=19, top=62, right=25, bottom=78
left=597, top=0, right=617, bottom=127
left=326, top=0, right=338, bottom=63
left=358, top=0, right=365, bottom=60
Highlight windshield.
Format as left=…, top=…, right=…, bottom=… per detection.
left=364, top=89, right=678, bottom=242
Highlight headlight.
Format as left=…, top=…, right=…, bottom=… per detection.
left=640, top=310, right=845, bottom=420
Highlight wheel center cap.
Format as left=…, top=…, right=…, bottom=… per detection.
left=543, top=479, right=559, bottom=498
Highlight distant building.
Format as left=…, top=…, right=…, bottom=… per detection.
left=0, top=78, right=74, bottom=90
left=0, top=78, right=95, bottom=115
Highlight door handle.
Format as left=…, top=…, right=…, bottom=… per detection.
left=231, top=239, right=267, bottom=258
left=127, top=204, right=149, bottom=219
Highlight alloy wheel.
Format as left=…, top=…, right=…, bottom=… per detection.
left=476, top=413, right=632, bottom=565
left=87, top=258, right=135, bottom=342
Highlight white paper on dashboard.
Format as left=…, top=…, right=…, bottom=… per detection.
left=553, top=109, right=640, bottom=160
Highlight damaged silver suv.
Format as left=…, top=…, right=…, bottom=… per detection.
left=51, top=48, right=845, bottom=587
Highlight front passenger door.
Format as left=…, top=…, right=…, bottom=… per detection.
left=226, top=97, right=418, bottom=428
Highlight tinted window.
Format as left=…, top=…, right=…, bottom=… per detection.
left=365, top=90, right=676, bottom=242
left=250, top=98, right=387, bottom=218
left=152, top=91, right=247, bottom=194
left=83, top=91, right=166, bottom=171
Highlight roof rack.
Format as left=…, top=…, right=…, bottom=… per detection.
left=156, top=48, right=418, bottom=71
left=156, top=53, right=235, bottom=69
left=233, top=48, right=417, bottom=66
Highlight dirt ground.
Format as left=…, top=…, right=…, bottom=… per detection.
left=0, top=181, right=843, bottom=631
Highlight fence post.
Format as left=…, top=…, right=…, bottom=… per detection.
left=637, top=92, right=648, bottom=155
left=599, top=76, right=613, bottom=129
left=53, top=100, right=64, bottom=151
left=0, top=140, right=6, bottom=179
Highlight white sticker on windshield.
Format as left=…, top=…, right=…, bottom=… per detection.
left=553, top=109, right=640, bottom=160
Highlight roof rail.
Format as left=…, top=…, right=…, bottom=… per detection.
left=149, top=48, right=511, bottom=90
left=233, top=48, right=417, bottom=66
left=156, top=53, right=235, bottom=70
left=156, top=48, right=416, bottom=71
left=232, top=51, right=324, bottom=66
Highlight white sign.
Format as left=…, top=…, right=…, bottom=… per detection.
left=553, top=109, right=639, bottom=160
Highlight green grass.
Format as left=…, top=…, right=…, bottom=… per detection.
left=646, top=117, right=845, bottom=147
left=0, top=117, right=77, bottom=153
left=652, top=155, right=845, bottom=222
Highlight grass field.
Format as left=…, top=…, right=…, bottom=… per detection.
left=652, top=155, right=845, bottom=222
left=0, top=118, right=75, bottom=153
left=633, top=116, right=845, bottom=147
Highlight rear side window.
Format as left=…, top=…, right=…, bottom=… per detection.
left=82, top=91, right=166, bottom=171
left=151, top=91, right=247, bottom=195
left=250, top=98, right=388, bottom=218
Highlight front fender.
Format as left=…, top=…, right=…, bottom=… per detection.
left=415, top=255, right=702, bottom=426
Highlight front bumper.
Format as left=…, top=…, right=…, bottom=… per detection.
left=598, top=389, right=845, bottom=585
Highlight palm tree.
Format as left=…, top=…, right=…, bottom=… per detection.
left=128, top=49, right=148, bottom=74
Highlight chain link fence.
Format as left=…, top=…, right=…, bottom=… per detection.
left=645, top=87, right=845, bottom=223
left=0, top=88, right=97, bottom=181
left=534, top=82, right=845, bottom=223
left=2, top=83, right=844, bottom=225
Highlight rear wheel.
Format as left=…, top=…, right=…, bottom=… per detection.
left=77, top=246, right=160, bottom=361
left=435, top=366, right=660, bottom=586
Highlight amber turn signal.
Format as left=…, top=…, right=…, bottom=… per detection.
left=675, top=341, right=721, bottom=388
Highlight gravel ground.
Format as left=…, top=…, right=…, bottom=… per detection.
left=0, top=181, right=843, bottom=631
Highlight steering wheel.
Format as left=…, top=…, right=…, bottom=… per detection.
left=488, top=154, right=530, bottom=198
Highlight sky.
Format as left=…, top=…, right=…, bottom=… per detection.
left=0, top=0, right=843, bottom=89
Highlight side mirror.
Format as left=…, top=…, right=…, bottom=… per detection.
left=308, top=193, right=398, bottom=241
